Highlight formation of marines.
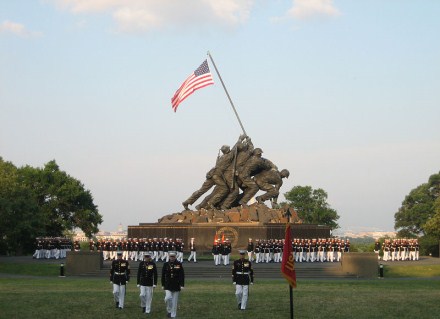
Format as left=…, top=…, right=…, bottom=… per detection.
left=245, top=237, right=351, bottom=263
left=182, top=134, right=290, bottom=211
left=210, top=237, right=352, bottom=265
left=32, top=237, right=78, bottom=259
left=92, top=237, right=186, bottom=262
left=211, top=238, right=232, bottom=265
left=376, top=238, right=419, bottom=261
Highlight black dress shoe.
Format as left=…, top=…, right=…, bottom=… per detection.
left=167, top=312, right=171, bottom=318
left=115, top=302, right=119, bottom=308
left=142, top=307, right=146, bottom=313
left=238, top=303, right=241, bottom=310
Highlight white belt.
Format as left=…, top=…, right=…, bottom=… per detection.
left=236, top=272, right=249, bottom=275
left=114, top=272, right=126, bottom=275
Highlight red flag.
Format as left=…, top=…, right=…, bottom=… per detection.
left=214, top=234, right=218, bottom=245
left=221, top=233, right=225, bottom=243
left=281, top=223, right=297, bottom=288
left=171, top=59, right=214, bottom=112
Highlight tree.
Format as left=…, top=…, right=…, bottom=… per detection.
left=0, top=158, right=103, bottom=255
left=283, top=185, right=340, bottom=229
left=0, top=158, right=42, bottom=254
left=394, top=171, right=440, bottom=237
left=423, top=197, right=440, bottom=238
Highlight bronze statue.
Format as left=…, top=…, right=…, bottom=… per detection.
left=237, top=148, right=276, bottom=207
left=219, top=136, right=254, bottom=210
left=181, top=135, right=288, bottom=211
left=182, top=168, right=215, bottom=210
left=254, top=169, right=290, bottom=208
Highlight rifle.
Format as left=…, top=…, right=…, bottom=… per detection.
left=231, top=146, right=238, bottom=189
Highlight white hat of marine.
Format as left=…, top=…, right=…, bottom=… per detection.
left=168, top=251, right=177, bottom=257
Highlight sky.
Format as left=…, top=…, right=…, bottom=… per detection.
left=1, top=0, right=439, bottom=234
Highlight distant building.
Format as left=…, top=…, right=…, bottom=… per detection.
left=335, top=229, right=396, bottom=239
left=73, top=223, right=127, bottom=242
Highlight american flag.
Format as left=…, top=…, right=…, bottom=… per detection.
left=171, top=59, right=214, bottom=112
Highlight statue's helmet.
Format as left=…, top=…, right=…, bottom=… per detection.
left=220, top=145, right=230, bottom=154
left=253, top=148, right=263, bottom=156
left=280, top=169, right=290, bottom=178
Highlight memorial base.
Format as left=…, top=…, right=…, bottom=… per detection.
left=128, top=223, right=331, bottom=252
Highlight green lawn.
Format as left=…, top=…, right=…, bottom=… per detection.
left=1, top=261, right=440, bottom=318
left=0, top=276, right=439, bottom=319
left=384, top=264, right=440, bottom=277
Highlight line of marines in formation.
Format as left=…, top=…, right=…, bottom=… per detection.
left=110, top=248, right=254, bottom=317
left=374, top=238, right=420, bottom=261
left=182, top=134, right=290, bottom=211
left=90, top=237, right=193, bottom=263
left=239, top=237, right=351, bottom=264
left=32, top=237, right=80, bottom=259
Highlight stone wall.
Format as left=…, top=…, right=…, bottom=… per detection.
left=66, top=251, right=103, bottom=276
left=128, top=223, right=331, bottom=252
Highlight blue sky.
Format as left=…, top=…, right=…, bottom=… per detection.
left=1, top=0, right=439, bottom=234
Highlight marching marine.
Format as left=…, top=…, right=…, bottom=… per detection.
left=110, top=251, right=130, bottom=310
left=232, top=250, right=254, bottom=310
left=137, top=253, right=158, bottom=314
left=161, top=251, right=185, bottom=318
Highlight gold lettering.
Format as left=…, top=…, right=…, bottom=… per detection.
left=285, top=254, right=295, bottom=271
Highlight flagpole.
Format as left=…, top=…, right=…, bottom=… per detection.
left=287, top=213, right=294, bottom=319
left=207, top=51, right=247, bottom=136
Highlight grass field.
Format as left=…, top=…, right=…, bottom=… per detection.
left=1, top=260, right=440, bottom=319
left=1, top=276, right=440, bottom=318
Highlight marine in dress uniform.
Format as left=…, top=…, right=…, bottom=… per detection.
left=188, top=238, right=197, bottom=263
left=110, top=251, right=130, bottom=309
left=137, top=253, right=158, bottom=314
left=232, top=250, right=254, bottom=310
left=161, top=251, right=185, bottom=318
left=247, top=238, right=254, bottom=262
left=374, top=240, right=381, bottom=260
left=212, top=241, right=221, bottom=265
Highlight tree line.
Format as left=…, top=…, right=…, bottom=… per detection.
left=1, top=155, right=438, bottom=256
left=0, top=157, right=102, bottom=255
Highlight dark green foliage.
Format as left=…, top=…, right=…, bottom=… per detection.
left=283, top=185, right=340, bottom=229
left=395, top=171, right=440, bottom=237
left=0, top=157, right=102, bottom=255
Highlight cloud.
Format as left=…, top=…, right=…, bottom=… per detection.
left=0, top=20, right=43, bottom=38
left=51, top=0, right=254, bottom=33
left=287, top=0, right=341, bottom=20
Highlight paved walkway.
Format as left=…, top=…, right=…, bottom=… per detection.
left=2, top=255, right=439, bottom=266
left=1, top=255, right=439, bottom=280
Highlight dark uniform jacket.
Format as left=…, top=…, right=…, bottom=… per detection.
left=161, top=261, right=184, bottom=292
left=232, top=258, right=254, bottom=285
left=212, top=244, right=220, bottom=255
left=137, top=260, right=158, bottom=286
left=110, top=259, right=130, bottom=285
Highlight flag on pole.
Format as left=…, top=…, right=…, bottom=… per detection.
left=171, top=59, right=214, bottom=112
left=281, top=223, right=297, bottom=288
left=214, top=234, right=218, bottom=245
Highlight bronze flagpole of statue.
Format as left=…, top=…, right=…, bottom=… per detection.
left=207, top=51, right=248, bottom=194
left=207, top=51, right=247, bottom=137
